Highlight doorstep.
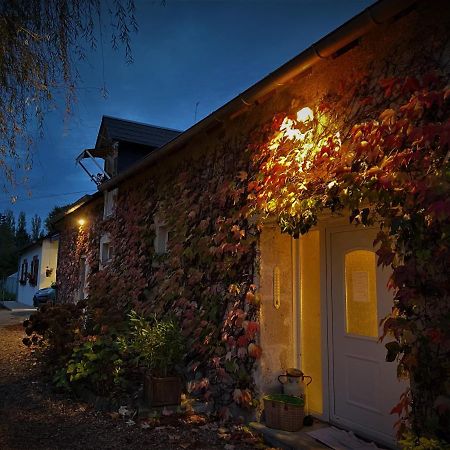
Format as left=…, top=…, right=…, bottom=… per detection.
left=250, top=420, right=330, bottom=450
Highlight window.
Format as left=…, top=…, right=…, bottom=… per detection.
left=29, top=255, right=39, bottom=286
left=99, top=235, right=114, bottom=269
left=103, top=188, right=118, bottom=219
left=345, top=250, right=378, bottom=338
left=19, top=259, right=28, bottom=285
left=154, top=223, right=169, bottom=254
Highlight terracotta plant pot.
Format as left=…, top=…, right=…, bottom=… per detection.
left=143, top=372, right=182, bottom=407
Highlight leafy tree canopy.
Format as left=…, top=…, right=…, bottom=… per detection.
left=0, top=0, right=137, bottom=193
left=15, top=211, right=30, bottom=249
left=31, top=214, right=43, bottom=241
left=45, top=203, right=71, bottom=233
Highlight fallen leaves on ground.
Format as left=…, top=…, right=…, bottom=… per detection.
left=0, top=323, right=273, bottom=450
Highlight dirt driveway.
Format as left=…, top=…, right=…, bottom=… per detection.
left=0, top=309, right=33, bottom=327
left=0, top=321, right=269, bottom=450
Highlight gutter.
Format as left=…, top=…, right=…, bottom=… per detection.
left=100, top=0, right=417, bottom=192
left=51, top=192, right=103, bottom=226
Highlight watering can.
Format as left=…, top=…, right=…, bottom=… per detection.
left=278, top=368, right=312, bottom=398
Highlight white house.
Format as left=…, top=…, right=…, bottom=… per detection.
left=17, top=235, right=59, bottom=306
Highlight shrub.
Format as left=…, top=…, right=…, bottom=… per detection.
left=126, top=311, right=185, bottom=377
left=399, top=432, right=450, bottom=449
left=57, top=335, right=128, bottom=396
left=22, top=302, right=86, bottom=363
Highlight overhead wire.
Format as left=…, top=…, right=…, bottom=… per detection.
left=0, top=190, right=93, bottom=205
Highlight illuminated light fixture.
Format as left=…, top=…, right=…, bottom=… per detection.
left=296, top=107, right=314, bottom=123
left=78, top=218, right=86, bottom=226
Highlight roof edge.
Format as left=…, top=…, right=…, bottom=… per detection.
left=51, top=192, right=102, bottom=226
left=19, top=232, right=59, bottom=254
left=102, top=115, right=182, bottom=134
left=99, top=0, right=418, bottom=192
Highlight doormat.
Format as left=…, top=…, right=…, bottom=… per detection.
left=307, top=426, right=384, bottom=450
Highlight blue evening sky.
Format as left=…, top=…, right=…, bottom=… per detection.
left=1, top=0, right=374, bottom=229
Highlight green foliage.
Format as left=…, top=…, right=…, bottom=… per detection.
left=0, top=288, right=16, bottom=301
left=126, top=311, right=185, bottom=377
left=45, top=204, right=71, bottom=234
left=399, top=432, right=450, bottom=449
left=263, top=394, right=305, bottom=406
left=0, top=209, right=30, bottom=278
left=0, top=210, right=16, bottom=278
left=64, top=335, right=127, bottom=396
left=56, top=141, right=261, bottom=417
left=251, top=66, right=450, bottom=440
left=22, top=302, right=86, bottom=363
left=0, top=0, right=137, bottom=189
left=31, top=214, right=43, bottom=241
left=24, top=303, right=131, bottom=396
left=15, top=212, right=30, bottom=249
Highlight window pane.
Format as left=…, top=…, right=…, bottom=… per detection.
left=345, top=250, right=378, bottom=338
left=102, top=243, right=110, bottom=263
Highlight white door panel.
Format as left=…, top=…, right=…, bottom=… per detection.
left=330, top=228, right=405, bottom=447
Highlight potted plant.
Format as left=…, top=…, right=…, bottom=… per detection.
left=127, top=311, right=185, bottom=406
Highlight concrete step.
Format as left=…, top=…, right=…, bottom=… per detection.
left=250, top=420, right=330, bottom=450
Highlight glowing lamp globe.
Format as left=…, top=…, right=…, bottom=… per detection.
left=296, top=107, right=313, bottom=123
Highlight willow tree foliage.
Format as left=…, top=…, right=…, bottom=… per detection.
left=0, top=0, right=137, bottom=192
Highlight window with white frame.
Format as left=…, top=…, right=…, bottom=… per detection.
left=103, top=188, right=118, bottom=219
left=78, top=256, right=90, bottom=301
left=99, top=234, right=114, bottom=269
left=154, top=216, right=169, bottom=255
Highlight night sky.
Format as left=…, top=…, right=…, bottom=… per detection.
left=1, top=0, right=374, bottom=230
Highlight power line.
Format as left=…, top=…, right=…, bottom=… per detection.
left=0, top=190, right=93, bottom=205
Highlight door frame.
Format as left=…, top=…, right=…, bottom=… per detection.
left=293, top=217, right=398, bottom=446
left=292, top=216, right=339, bottom=422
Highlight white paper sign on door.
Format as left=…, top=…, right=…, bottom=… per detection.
left=352, top=271, right=369, bottom=303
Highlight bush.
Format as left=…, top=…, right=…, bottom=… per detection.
left=127, top=311, right=185, bottom=377
left=23, top=305, right=187, bottom=399
left=54, top=334, right=128, bottom=396
left=23, top=302, right=87, bottom=363
left=399, top=432, right=450, bottom=449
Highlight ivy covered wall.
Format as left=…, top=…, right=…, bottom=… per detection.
left=56, top=1, right=449, bottom=436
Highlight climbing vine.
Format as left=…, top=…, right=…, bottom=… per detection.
left=55, top=22, right=450, bottom=442
left=58, top=140, right=262, bottom=420
left=248, top=56, right=450, bottom=440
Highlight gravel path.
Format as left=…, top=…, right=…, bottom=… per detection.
left=0, top=322, right=270, bottom=450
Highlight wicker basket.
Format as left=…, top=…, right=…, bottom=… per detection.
left=263, top=395, right=305, bottom=432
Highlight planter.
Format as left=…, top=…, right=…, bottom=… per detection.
left=263, top=394, right=305, bottom=432
left=143, top=372, right=182, bottom=407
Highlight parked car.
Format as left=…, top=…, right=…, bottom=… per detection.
left=32, top=287, right=56, bottom=307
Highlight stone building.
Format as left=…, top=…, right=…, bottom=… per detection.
left=54, top=1, right=450, bottom=446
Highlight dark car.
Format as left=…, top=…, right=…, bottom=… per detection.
left=32, top=287, right=56, bottom=308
